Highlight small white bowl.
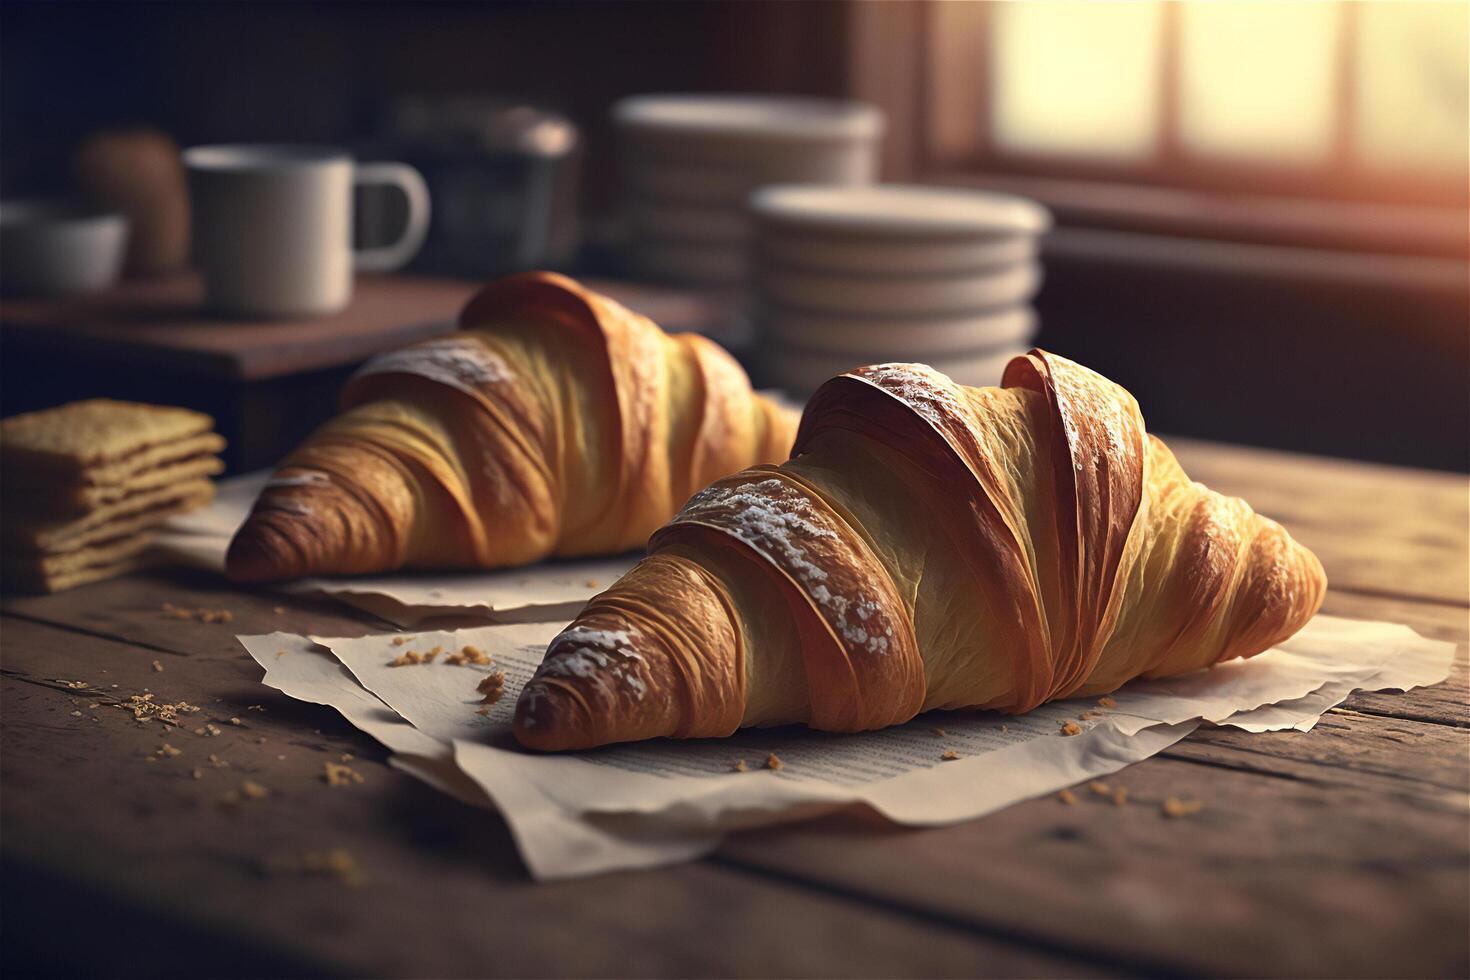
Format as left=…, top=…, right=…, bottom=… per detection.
left=615, top=94, right=883, bottom=177
left=768, top=344, right=1030, bottom=395
left=0, top=199, right=129, bottom=298
left=750, top=183, right=1051, bottom=240
left=757, top=233, right=1037, bottom=276
left=764, top=305, right=1036, bottom=358
left=760, top=262, right=1041, bottom=317
left=615, top=93, right=882, bottom=145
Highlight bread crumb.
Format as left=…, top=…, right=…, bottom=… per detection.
left=731, top=759, right=748, bottom=772
left=229, top=717, right=242, bottom=726
left=445, top=644, right=492, bottom=667
left=247, top=704, right=264, bottom=712
left=191, top=768, right=204, bottom=780
left=166, top=605, right=235, bottom=624
left=276, top=754, right=287, bottom=761
left=1059, top=721, right=1082, bottom=736
left=272, top=606, right=286, bottom=614
left=267, top=849, right=361, bottom=885
left=584, top=578, right=600, bottom=588
left=475, top=670, right=507, bottom=706
left=1162, top=796, right=1203, bottom=819
left=61, top=679, right=88, bottom=689
left=390, top=636, right=414, bottom=647
left=941, top=749, right=960, bottom=761
left=930, top=726, right=946, bottom=737
left=275, top=650, right=289, bottom=659
left=323, top=761, right=364, bottom=786
left=1080, top=710, right=1102, bottom=720
left=157, top=743, right=182, bottom=758
left=240, top=780, right=269, bottom=800
left=1113, top=787, right=1129, bottom=807
left=764, top=753, right=783, bottom=771
left=340, top=753, right=354, bottom=763
left=117, top=692, right=201, bottom=727
left=1097, top=696, right=1118, bottom=709
left=207, top=753, right=229, bottom=768
left=1058, top=789, right=1077, bottom=805
left=151, top=660, right=164, bottom=673
left=69, top=709, right=83, bottom=718
left=1089, top=781, right=1111, bottom=796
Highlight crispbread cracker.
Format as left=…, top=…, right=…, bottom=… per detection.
left=2, top=531, right=161, bottom=593
left=4, top=480, right=215, bottom=553
left=1, top=550, right=159, bottom=594
left=3, top=454, right=224, bottom=515
left=1, top=399, right=214, bottom=475
left=63, top=432, right=226, bottom=487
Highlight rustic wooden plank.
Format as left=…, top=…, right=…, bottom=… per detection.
left=1321, top=590, right=1468, bottom=727
left=0, top=567, right=389, bottom=661
left=0, top=616, right=1106, bottom=979
left=1169, top=437, right=1469, bottom=605
left=719, top=745, right=1469, bottom=979
left=0, top=273, right=469, bottom=382
left=1165, top=711, right=1469, bottom=802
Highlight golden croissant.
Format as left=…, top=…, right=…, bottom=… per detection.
left=226, top=272, right=797, bottom=582
left=514, top=351, right=1327, bottom=751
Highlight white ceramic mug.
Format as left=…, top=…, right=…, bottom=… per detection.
left=183, top=144, right=430, bottom=317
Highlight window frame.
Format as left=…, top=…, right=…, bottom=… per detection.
left=847, top=1, right=1467, bottom=233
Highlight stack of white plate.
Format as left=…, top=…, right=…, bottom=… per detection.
left=750, top=184, right=1052, bottom=393
left=614, top=94, right=884, bottom=286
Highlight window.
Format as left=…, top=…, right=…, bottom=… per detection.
left=922, top=0, right=1468, bottom=206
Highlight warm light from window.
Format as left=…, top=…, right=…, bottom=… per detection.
left=1356, top=0, right=1469, bottom=174
left=991, top=1, right=1164, bottom=160
left=1180, top=1, right=1341, bottom=164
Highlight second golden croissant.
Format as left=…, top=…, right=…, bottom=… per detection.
left=226, top=272, right=797, bottom=582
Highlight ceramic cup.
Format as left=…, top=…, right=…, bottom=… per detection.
left=0, top=199, right=129, bottom=298
left=183, top=144, right=430, bottom=317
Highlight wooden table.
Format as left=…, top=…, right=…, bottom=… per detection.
left=2, top=439, right=1466, bottom=978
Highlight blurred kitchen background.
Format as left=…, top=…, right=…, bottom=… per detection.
left=2, top=0, right=1466, bottom=471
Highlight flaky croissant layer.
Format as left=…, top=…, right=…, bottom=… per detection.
left=514, top=351, right=1327, bottom=751
left=226, top=273, right=797, bottom=582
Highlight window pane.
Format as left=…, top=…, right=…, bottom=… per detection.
left=1356, top=1, right=1469, bottom=173
left=991, top=1, right=1164, bottom=160
left=1180, top=1, right=1341, bottom=164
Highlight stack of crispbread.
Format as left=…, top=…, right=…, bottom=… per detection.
left=1, top=400, right=224, bottom=593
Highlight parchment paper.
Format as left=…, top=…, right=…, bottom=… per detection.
left=237, top=614, right=1454, bottom=879
left=158, top=471, right=638, bottom=626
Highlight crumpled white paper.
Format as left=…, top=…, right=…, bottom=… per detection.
left=158, top=471, right=638, bottom=626
left=236, top=614, right=1454, bottom=880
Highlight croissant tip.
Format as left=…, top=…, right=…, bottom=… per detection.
left=511, top=681, right=588, bottom=752
left=224, top=524, right=291, bottom=584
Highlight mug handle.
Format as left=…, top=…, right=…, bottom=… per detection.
left=353, top=162, right=431, bottom=272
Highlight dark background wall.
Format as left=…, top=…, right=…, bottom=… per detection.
left=3, top=1, right=1466, bottom=471
left=0, top=0, right=848, bottom=210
